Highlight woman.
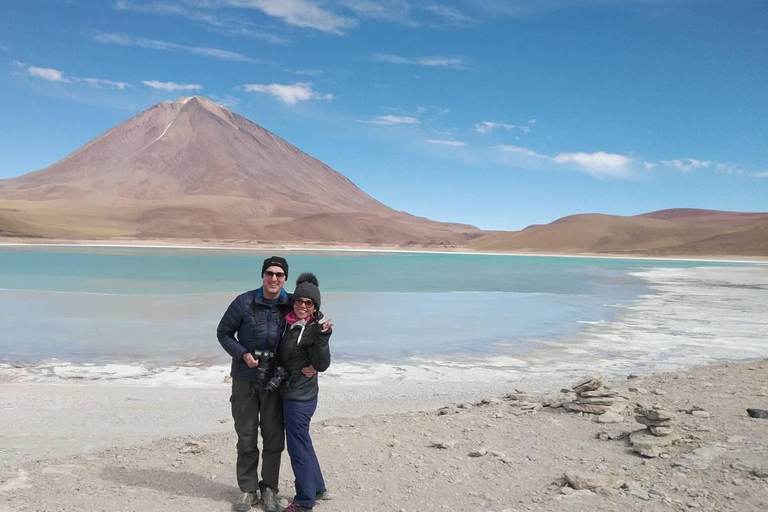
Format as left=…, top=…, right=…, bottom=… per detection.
left=278, top=273, right=332, bottom=512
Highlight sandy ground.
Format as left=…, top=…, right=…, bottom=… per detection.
left=2, top=360, right=768, bottom=512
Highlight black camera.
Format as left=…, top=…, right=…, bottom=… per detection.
left=264, top=367, right=288, bottom=392
left=252, top=349, right=275, bottom=383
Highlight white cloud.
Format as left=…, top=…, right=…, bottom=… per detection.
left=93, top=32, right=261, bottom=63
left=423, top=5, right=476, bottom=25
left=552, top=151, right=633, bottom=178
left=426, top=139, right=466, bottom=147
left=207, top=94, right=241, bottom=108
left=358, top=115, right=420, bottom=125
left=643, top=161, right=657, bottom=170
left=243, top=82, right=333, bottom=104
left=27, top=66, right=70, bottom=82
left=660, top=158, right=713, bottom=172
left=475, top=121, right=530, bottom=134
left=83, top=78, right=132, bottom=90
left=0, top=43, right=9, bottom=53
left=496, top=145, right=633, bottom=178
left=528, top=118, right=536, bottom=124
left=496, top=145, right=547, bottom=158
left=373, top=53, right=465, bottom=68
left=225, top=0, right=356, bottom=34
left=755, top=170, right=768, bottom=178
left=143, top=80, right=202, bottom=92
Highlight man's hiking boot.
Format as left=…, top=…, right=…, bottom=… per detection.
left=261, top=487, right=279, bottom=512
left=316, top=490, right=331, bottom=500
left=234, top=492, right=256, bottom=511
left=283, top=502, right=313, bottom=512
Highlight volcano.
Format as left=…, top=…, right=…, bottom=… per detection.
left=0, top=96, right=479, bottom=244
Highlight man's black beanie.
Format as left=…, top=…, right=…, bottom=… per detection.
left=261, top=256, right=289, bottom=277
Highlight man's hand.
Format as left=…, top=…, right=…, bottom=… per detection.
left=301, top=365, right=317, bottom=378
left=243, top=353, right=260, bottom=369
left=320, top=318, right=333, bottom=333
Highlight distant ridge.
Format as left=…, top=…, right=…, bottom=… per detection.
left=469, top=209, right=768, bottom=257
left=0, top=96, right=480, bottom=245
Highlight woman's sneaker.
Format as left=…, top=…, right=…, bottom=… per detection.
left=283, top=502, right=312, bottom=512
left=316, top=490, right=331, bottom=500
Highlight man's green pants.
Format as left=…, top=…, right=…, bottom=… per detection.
left=231, top=378, right=285, bottom=493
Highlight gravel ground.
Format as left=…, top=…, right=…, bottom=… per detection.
left=2, top=360, right=768, bottom=511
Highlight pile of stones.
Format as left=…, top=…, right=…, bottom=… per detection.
left=630, top=405, right=681, bottom=457
left=563, top=375, right=624, bottom=422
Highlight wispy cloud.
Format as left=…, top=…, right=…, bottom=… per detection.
left=18, top=62, right=130, bottom=90
left=496, top=145, right=547, bottom=159
left=26, top=66, right=71, bottom=83
left=207, top=94, right=241, bottom=108
left=423, top=4, right=477, bottom=25
left=373, top=53, right=465, bottom=69
left=427, top=139, right=466, bottom=147
left=475, top=121, right=530, bottom=134
left=661, top=158, right=714, bottom=172
left=0, top=43, right=9, bottom=53
left=755, top=170, right=768, bottom=178
left=83, top=78, right=132, bottom=90
left=242, top=82, right=333, bottom=104
left=143, top=80, right=202, bottom=92
left=357, top=115, right=420, bottom=125
left=496, top=145, right=634, bottom=178
left=93, top=32, right=262, bottom=63
left=115, top=1, right=289, bottom=44
left=225, top=0, right=357, bottom=34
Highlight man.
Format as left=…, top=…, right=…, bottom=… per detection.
left=217, top=256, right=292, bottom=512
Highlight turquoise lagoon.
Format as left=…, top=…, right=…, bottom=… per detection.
left=0, top=246, right=748, bottom=369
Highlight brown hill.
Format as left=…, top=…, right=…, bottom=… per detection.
left=0, top=96, right=479, bottom=245
left=469, top=209, right=768, bottom=257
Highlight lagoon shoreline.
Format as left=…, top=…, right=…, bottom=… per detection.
left=1, top=237, right=767, bottom=264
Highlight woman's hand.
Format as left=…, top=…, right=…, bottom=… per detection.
left=301, top=365, right=317, bottom=377
left=320, top=318, right=333, bottom=333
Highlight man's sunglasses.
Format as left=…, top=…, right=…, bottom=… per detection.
left=264, top=270, right=286, bottom=279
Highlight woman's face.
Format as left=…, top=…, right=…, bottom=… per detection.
left=293, top=297, right=316, bottom=319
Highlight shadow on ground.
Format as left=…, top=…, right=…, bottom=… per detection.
left=101, top=467, right=235, bottom=503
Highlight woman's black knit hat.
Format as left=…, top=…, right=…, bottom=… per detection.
left=293, top=273, right=321, bottom=310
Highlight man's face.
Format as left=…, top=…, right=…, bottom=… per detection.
left=262, top=265, right=286, bottom=298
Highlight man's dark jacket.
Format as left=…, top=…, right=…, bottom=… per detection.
left=277, top=314, right=331, bottom=401
left=217, top=287, right=293, bottom=382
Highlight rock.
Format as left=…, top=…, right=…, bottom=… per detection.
left=747, top=408, right=768, bottom=419
left=625, top=482, right=650, bottom=500
left=579, top=389, right=619, bottom=398
left=595, top=411, right=624, bottom=424
left=634, top=416, right=673, bottom=428
left=628, top=387, right=648, bottom=394
left=572, top=374, right=602, bottom=388
left=179, top=441, right=203, bottom=454
left=690, top=410, right=710, bottom=418
left=653, top=389, right=667, bottom=396
left=630, top=429, right=681, bottom=458
left=564, top=402, right=609, bottom=415
left=430, top=440, right=457, bottom=449
left=627, top=374, right=641, bottom=380
left=635, top=407, right=675, bottom=421
left=468, top=446, right=487, bottom=457
left=564, top=471, right=624, bottom=490
left=575, top=398, right=615, bottom=406
left=649, top=426, right=676, bottom=436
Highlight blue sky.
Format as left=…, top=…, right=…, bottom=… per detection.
left=1, top=0, right=766, bottom=230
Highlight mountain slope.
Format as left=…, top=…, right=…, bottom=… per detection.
left=0, top=97, right=479, bottom=244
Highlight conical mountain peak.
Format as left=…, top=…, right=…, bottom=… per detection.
left=0, top=99, right=479, bottom=243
